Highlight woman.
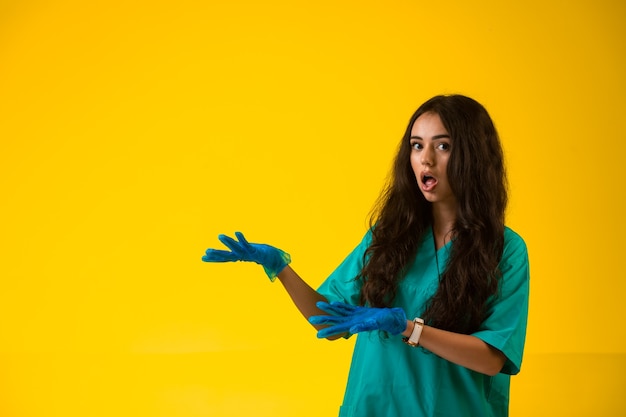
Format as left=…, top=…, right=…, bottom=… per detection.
left=202, top=94, right=530, bottom=417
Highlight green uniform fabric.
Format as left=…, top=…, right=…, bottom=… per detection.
left=317, top=226, right=529, bottom=417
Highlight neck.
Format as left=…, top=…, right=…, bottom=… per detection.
left=432, top=203, right=456, bottom=250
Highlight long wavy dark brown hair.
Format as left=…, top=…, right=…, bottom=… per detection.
left=358, top=95, right=507, bottom=334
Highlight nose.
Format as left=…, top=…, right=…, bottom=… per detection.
left=421, top=146, right=434, bottom=166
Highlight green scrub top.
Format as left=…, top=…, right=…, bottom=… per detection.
left=317, top=226, right=529, bottom=417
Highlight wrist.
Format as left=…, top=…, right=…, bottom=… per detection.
left=402, top=320, right=414, bottom=338
left=262, top=249, right=291, bottom=281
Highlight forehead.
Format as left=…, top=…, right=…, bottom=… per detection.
left=410, top=112, right=449, bottom=138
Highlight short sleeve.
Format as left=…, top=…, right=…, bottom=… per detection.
left=472, top=227, right=530, bottom=375
left=316, top=230, right=372, bottom=306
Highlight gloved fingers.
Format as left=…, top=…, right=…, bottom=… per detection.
left=315, top=323, right=353, bottom=339
left=315, top=301, right=340, bottom=316
left=315, top=301, right=360, bottom=317
left=308, top=314, right=348, bottom=326
left=218, top=234, right=246, bottom=254
left=328, top=301, right=361, bottom=315
left=234, top=231, right=251, bottom=247
left=202, top=249, right=241, bottom=262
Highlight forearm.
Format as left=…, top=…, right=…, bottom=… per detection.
left=276, top=265, right=342, bottom=338
left=401, top=320, right=506, bottom=376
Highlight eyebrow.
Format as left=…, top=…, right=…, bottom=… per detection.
left=409, top=134, right=451, bottom=140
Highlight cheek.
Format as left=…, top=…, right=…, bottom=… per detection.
left=439, top=157, right=451, bottom=178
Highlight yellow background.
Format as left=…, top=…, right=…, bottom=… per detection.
left=1, top=0, right=625, bottom=415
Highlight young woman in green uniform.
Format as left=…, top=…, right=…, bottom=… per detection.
left=202, top=94, right=530, bottom=417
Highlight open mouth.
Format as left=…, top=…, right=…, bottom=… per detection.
left=422, top=173, right=436, bottom=185
left=421, top=173, right=438, bottom=190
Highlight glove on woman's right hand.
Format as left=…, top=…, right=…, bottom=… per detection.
left=201, top=232, right=291, bottom=281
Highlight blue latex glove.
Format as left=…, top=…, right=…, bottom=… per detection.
left=308, top=301, right=407, bottom=338
left=201, top=232, right=291, bottom=281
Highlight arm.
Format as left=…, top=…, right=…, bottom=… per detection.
left=277, top=265, right=345, bottom=340
left=310, top=302, right=505, bottom=375
left=201, top=233, right=344, bottom=338
left=401, top=321, right=506, bottom=376
left=417, top=227, right=530, bottom=376
left=341, top=227, right=527, bottom=376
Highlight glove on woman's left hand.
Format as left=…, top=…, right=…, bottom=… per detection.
left=308, top=301, right=407, bottom=339
left=201, top=232, right=290, bottom=281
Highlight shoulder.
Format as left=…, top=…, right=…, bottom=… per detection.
left=503, top=226, right=528, bottom=256
left=500, top=226, right=530, bottom=280
left=362, top=227, right=374, bottom=246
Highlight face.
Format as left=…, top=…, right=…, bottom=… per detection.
left=409, top=112, right=457, bottom=209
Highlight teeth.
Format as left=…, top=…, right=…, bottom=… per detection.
left=422, top=174, right=436, bottom=187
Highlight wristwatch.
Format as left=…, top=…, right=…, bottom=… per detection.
left=402, top=317, right=424, bottom=347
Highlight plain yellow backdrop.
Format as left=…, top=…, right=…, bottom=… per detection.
left=1, top=0, right=625, bottom=415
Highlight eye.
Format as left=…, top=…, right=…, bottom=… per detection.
left=437, top=142, right=451, bottom=151
left=410, top=141, right=422, bottom=150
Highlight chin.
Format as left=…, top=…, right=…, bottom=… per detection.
left=419, top=192, right=436, bottom=202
